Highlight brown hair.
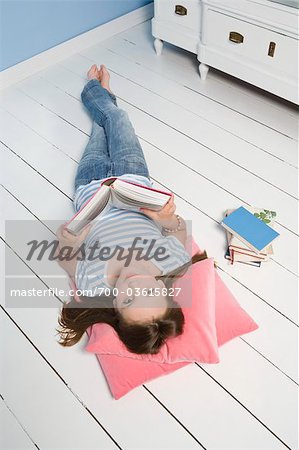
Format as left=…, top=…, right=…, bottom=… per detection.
left=56, top=251, right=209, bottom=354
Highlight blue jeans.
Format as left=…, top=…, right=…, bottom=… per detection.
left=74, top=79, right=150, bottom=191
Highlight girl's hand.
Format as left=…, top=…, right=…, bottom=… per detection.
left=140, top=195, right=177, bottom=227
left=56, top=223, right=92, bottom=252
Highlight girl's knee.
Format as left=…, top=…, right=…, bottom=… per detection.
left=107, top=108, right=130, bottom=125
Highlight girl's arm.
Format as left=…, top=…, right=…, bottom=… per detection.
left=54, top=244, right=78, bottom=279
left=55, top=224, right=92, bottom=278
left=140, top=196, right=187, bottom=246
left=160, top=215, right=187, bottom=246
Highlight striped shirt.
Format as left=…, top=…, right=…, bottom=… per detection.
left=74, top=174, right=191, bottom=295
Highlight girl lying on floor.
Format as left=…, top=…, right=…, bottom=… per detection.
left=56, top=64, right=207, bottom=354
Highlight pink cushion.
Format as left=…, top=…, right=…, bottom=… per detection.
left=190, top=238, right=258, bottom=346
left=86, top=329, right=189, bottom=400
left=86, top=258, right=220, bottom=364
left=85, top=237, right=258, bottom=399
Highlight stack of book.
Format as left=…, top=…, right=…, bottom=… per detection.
left=221, top=206, right=280, bottom=267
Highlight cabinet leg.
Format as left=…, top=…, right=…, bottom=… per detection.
left=198, top=63, right=209, bottom=80
left=154, top=38, right=163, bottom=56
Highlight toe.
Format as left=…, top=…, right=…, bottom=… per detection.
left=88, top=64, right=96, bottom=73
left=87, top=64, right=100, bottom=80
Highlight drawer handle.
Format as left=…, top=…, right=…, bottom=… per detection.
left=229, top=32, right=244, bottom=44
left=175, top=5, right=187, bottom=15
left=268, top=41, right=276, bottom=57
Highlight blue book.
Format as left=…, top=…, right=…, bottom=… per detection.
left=221, top=206, right=280, bottom=253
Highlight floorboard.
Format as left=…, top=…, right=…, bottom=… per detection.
left=4, top=69, right=297, bottom=317
left=0, top=399, right=37, bottom=450
left=119, top=22, right=299, bottom=140
left=1, top=19, right=298, bottom=450
left=0, top=239, right=291, bottom=450
left=0, top=309, right=120, bottom=450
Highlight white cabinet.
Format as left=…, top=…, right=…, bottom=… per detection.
left=151, top=0, right=299, bottom=103
left=152, top=0, right=202, bottom=54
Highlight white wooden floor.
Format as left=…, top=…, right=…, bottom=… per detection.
left=1, top=20, right=298, bottom=450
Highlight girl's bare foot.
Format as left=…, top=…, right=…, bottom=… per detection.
left=87, top=64, right=99, bottom=80
left=98, top=64, right=113, bottom=94
left=87, top=63, right=114, bottom=95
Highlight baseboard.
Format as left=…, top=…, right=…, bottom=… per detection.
left=0, top=2, right=154, bottom=90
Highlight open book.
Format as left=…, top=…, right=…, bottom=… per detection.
left=65, top=177, right=172, bottom=235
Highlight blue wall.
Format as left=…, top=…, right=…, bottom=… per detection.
left=0, top=0, right=152, bottom=71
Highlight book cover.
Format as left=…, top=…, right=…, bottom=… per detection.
left=221, top=206, right=280, bottom=253
left=224, top=209, right=275, bottom=260
left=224, top=207, right=277, bottom=225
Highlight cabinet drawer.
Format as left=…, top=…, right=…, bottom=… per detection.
left=205, top=9, right=298, bottom=78
left=155, top=0, right=201, bottom=32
